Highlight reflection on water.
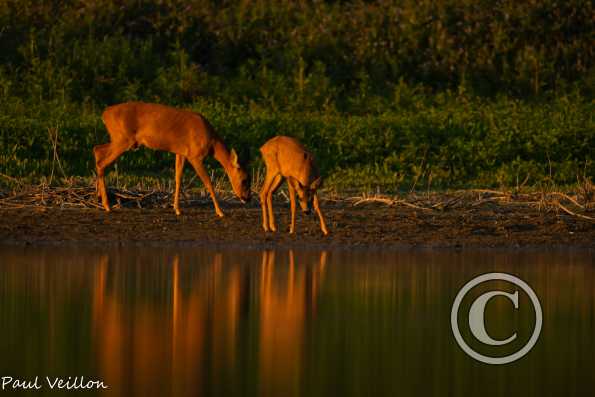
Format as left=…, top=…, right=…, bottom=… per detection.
left=0, top=246, right=593, bottom=396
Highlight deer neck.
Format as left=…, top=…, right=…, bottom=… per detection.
left=212, top=140, right=233, bottom=172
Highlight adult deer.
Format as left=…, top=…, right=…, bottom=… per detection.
left=259, top=136, right=329, bottom=235
left=93, top=102, right=250, bottom=217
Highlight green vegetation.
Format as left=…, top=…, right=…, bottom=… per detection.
left=0, top=0, right=593, bottom=192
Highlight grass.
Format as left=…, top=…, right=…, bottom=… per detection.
left=0, top=93, right=593, bottom=195
left=0, top=2, right=592, bottom=195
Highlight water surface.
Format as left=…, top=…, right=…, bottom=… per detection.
left=0, top=246, right=593, bottom=396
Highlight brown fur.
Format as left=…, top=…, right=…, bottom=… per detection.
left=259, top=136, right=328, bottom=235
left=93, top=102, right=250, bottom=217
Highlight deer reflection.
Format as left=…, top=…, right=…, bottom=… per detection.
left=89, top=249, right=327, bottom=397
left=170, top=253, right=243, bottom=394
left=259, top=250, right=327, bottom=397
left=3, top=248, right=595, bottom=397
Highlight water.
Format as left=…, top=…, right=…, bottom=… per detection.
left=0, top=246, right=593, bottom=396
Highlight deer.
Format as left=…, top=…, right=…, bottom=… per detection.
left=259, top=136, right=329, bottom=235
left=93, top=102, right=250, bottom=217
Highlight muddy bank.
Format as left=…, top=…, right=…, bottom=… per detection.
left=1, top=200, right=593, bottom=248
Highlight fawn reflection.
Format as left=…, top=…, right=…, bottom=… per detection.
left=259, top=250, right=327, bottom=396
left=90, top=250, right=327, bottom=396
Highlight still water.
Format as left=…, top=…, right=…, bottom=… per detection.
left=0, top=246, right=593, bottom=396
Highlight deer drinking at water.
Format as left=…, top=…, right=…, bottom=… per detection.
left=93, top=102, right=250, bottom=217
left=259, top=136, right=329, bottom=235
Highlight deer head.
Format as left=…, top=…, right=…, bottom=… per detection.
left=227, top=149, right=251, bottom=203
left=289, top=176, right=322, bottom=214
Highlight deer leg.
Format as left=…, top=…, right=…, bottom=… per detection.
left=266, top=175, right=283, bottom=232
left=173, top=154, right=186, bottom=216
left=189, top=158, right=224, bottom=218
left=312, top=193, right=329, bottom=235
left=93, top=143, right=110, bottom=204
left=287, top=182, right=297, bottom=234
left=259, top=172, right=277, bottom=232
left=93, top=141, right=130, bottom=212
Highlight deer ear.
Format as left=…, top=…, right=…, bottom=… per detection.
left=310, top=177, right=322, bottom=190
left=230, top=149, right=240, bottom=168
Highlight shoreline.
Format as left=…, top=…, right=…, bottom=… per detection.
left=1, top=202, right=593, bottom=249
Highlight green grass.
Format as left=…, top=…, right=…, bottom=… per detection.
left=0, top=93, right=592, bottom=193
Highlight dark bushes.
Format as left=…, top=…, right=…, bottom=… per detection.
left=0, top=1, right=592, bottom=189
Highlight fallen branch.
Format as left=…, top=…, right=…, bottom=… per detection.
left=349, top=195, right=434, bottom=211
left=547, top=192, right=584, bottom=209
left=556, top=202, right=595, bottom=222
left=352, top=196, right=395, bottom=206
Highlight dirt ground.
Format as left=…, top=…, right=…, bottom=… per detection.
left=1, top=199, right=593, bottom=249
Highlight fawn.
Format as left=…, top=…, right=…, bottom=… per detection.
left=259, top=136, right=328, bottom=235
